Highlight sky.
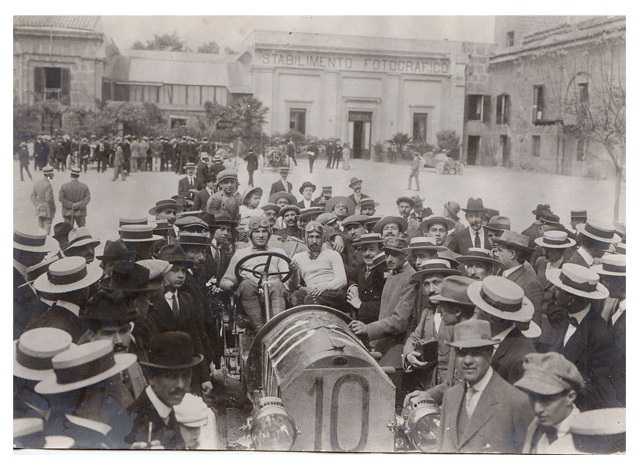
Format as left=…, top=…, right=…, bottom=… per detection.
left=100, top=16, right=496, bottom=52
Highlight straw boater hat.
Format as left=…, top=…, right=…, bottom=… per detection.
left=14, top=418, right=75, bottom=449
left=591, top=254, right=625, bottom=277
left=383, top=234, right=410, bottom=255
left=118, top=217, right=148, bottom=227
left=456, top=247, right=501, bottom=268
left=149, top=199, right=178, bottom=216
left=119, top=224, right=163, bottom=243
left=515, top=352, right=585, bottom=396
left=407, top=236, right=447, bottom=253
left=216, top=169, right=238, bottom=184
left=42, top=165, right=54, bottom=176
left=140, top=332, right=203, bottom=370
left=545, top=263, right=609, bottom=300
left=411, top=258, right=458, bottom=283
left=534, top=230, right=576, bottom=249
left=152, top=219, right=174, bottom=236
left=467, top=275, right=535, bottom=323
left=184, top=162, right=196, bottom=171
left=33, top=257, right=102, bottom=295
left=64, top=228, right=100, bottom=253
left=299, top=181, right=317, bottom=194
left=570, top=210, right=588, bottom=221
left=14, top=328, right=74, bottom=381
left=360, top=198, right=378, bottom=209
left=242, top=187, right=263, bottom=205
left=447, top=319, right=498, bottom=349
left=269, top=191, right=297, bottom=206
left=419, top=215, right=455, bottom=233
left=14, top=227, right=49, bottom=253
left=260, top=202, right=279, bottom=214
left=352, top=233, right=383, bottom=248
left=373, top=216, right=408, bottom=234
left=316, top=212, right=338, bottom=226
left=35, top=340, right=136, bottom=395
left=577, top=220, right=621, bottom=244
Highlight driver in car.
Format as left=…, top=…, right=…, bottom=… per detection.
left=219, top=216, right=289, bottom=331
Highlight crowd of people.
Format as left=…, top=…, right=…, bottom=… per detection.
left=14, top=138, right=626, bottom=453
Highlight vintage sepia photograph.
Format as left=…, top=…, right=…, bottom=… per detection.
left=12, top=14, right=626, bottom=454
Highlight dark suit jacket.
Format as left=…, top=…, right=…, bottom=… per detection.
left=13, top=266, right=47, bottom=339
left=550, top=307, right=618, bottom=410
left=125, top=389, right=184, bottom=449
left=269, top=180, right=292, bottom=197
left=59, top=180, right=91, bottom=217
left=504, top=261, right=544, bottom=318
left=349, top=258, right=387, bottom=323
left=492, top=327, right=536, bottom=384
left=195, top=163, right=210, bottom=190
left=439, top=371, right=533, bottom=453
left=192, top=188, right=211, bottom=212
left=565, top=247, right=592, bottom=267
left=178, top=176, right=197, bottom=199
left=446, top=227, right=491, bottom=254
left=611, top=311, right=625, bottom=405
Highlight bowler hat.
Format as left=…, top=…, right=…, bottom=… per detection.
left=467, top=275, right=535, bottom=323
left=299, top=181, right=317, bottom=194
left=373, top=216, right=408, bottom=234
left=14, top=227, right=49, bottom=253
left=157, top=244, right=194, bottom=268
left=591, top=254, right=625, bottom=277
left=492, top=230, right=533, bottom=253
left=515, top=352, right=585, bottom=396
left=577, top=221, right=620, bottom=244
left=149, top=199, right=178, bottom=216
left=419, top=215, right=455, bottom=233
left=411, top=258, right=458, bottom=282
left=140, top=332, right=203, bottom=370
left=14, top=328, right=74, bottom=381
left=269, top=191, right=297, bottom=206
left=33, top=257, right=103, bottom=295
left=447, top=319, right=498, bottom=349
left=546, top=263, right=609, bottom=300
left=430, top=275, right=476, bottom=306
left=96, top=240, right=133, bottom=261
left=534, top=230, right=576, bottom=249
left=348, top=177, right=363, bottom=189
left=35, top=340, right=136, bottom=394
left=461, top=197, right=485, bottom=213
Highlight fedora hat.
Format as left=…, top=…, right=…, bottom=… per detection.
left=118, top=217, right=148, bottom=227
left=342, top=214, right=370, bottom=229
left=96, top=240, right=134, bottom=261
left=531, top=204, right=551, bottom=217
left=35, top=340, right=136, bottom=395
left=279, top=204, right=301, bottom=217
left=140, top=332, right=203, bottom=370
left=178, top=232, right=211, bottom=247
left=157, top=244, right=194, bottom=268
left=148, top=199, right=178, bottom=216
left=136, top=259, right=172, bottom=283
left=485, top=215, right=511, bottom=233
left=374, top=216, right=408, bottom=234
left=592, top=254, right=625, bottom=277
left=515, top=352, right=585, bottom=396
left=119, top=224, right=163, bottom=243
left=407, top=236, right=447, bottom=253
left=492, top=230, right=533, bottom=253
left=299, top=181, right=317, bottom=194
left=352, top=233, right=383, bottom=248
left=467, top=275, right=535, bottom=323
left=447, top=319, right=498, bottom=349
left=14, top=227, right=48, bottom=253
left=101, top=261, right=158, bottom=293
left=577, top=221, right=621, bottom=244
left=298, top=206, right=325, bottom=221
left=429, top=275, right=475, bottom=306
left=411, top=258, right=458, bottom=282
left=419, top=215, right=455, bottom=233
left=242, top=187, right=263, bottom=205
left=534, top=230, right=576, bottom=249
left=33, top=257, right=103, bottom=295
left=64, top=228, right=100, bottom=253
left=456, top=247, right=502, bottom=268
left=383, top=234, right=410, bottom=255
left=348, top=177, right=363, bottom=189
left=325, top=196, right=355, bottom=214
left=269, top=191, right=297, bottom=206
left=461, top=197, right=485, bottom=213
left=14, top=418, right=74, bottom=449
left=14, top=328, right=74, bottom=381
left=546, top=263, right=609, bottom=300
left=83, top=293, right=137, bottom=324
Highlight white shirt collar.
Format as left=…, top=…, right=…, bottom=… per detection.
left=468, top=366, right=493, bottom=394
left=468, top=226, right=485, bottom=246
left=553, top=406, right=580, bottom=438
left=146, top=386, right=172, bottom=421
left=40, top=298, right=81, bottom=317
left=493, top=324, right=515, bottom=344
left=569, top=304, right=591, bottom=325
left=577, top=246, right=594, bottom=266
left=503, top=264, right=522, bottom=278
left=65, top=414, right=112, bottom=435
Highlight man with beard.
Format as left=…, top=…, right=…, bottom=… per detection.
left=419, top=216, right=455, bottom=246
left=206, top=170, right=242, bottom=221
left=340, top=214, right=370, bottom=281
left=64, top=227, right=101, bottom=264
left=277, top=205, right=303, bottom=240
left=346, top=177, right=370, bottom=214
left=346, top=233, right=387, bottom=323
left=446, top=198, right=491, bottom=254
left=127, top=332, right=203, bottom=449
left=546, top=263, right=617, bottom=410
left=290, top=221, right=348, bottom=309
left=272, top=204, right=307, bottom=258
left=221, top=217, right=289, bottom=331
left=457, top=247, right=502, bottom=280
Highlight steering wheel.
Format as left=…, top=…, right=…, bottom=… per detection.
left=234, top=251, right=293, bottom=285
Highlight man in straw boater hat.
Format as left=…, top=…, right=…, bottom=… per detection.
left=126, top=331, right=204, bottom=449
left=591, top=254, right=626, bottom=406
left=399, top=259, right=459, bottom=393
left=119, top=224, right=163, bottom=261
left=346, top=233, right=387, bottom=323
left=359, top=197, right=379, bottom=217
left=468, top=275, right=539, bottom=384
left=566, top=220, right=620, bottom=268
left=27, top=256, right=103, bottom=343
left=568, top=408, right=625, bottom=454
left=13, top=327, right=74, bottom=421
left=514, top=352, right=586, bottom=454
left=14, top=226, right=50, bottom=338
left=59, top=166, right=91, bottom=228
left=438, top=319, right=533, bottom=453
left=545, top=263, right=616, bottom=410
left=206, top=169, right=242, bottom=221
left=34, top=339, right=138, bottom=449
left=457, top=247, right=502, bottom=280
left=297, top=181, right=319, bottom=209
left=446, top=197, right=491, bottom=254
left=30, top=164, right=56, bottom=234
left=149, top=198, right=179, bottom=226
left=64, top=227, right=101, bottom=264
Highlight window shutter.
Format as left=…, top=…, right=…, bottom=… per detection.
left=33, top=67, right=44, bottom=101
left=482, top=95, right=491, bottom=123
left=61, top=68, right=70, bottom=104
left=504, top=95, right=510, bottom=124
left=496, top=95, right=503, bottom=124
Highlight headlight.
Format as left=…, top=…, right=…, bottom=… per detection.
left=405, top=399, right=440, bottom=452
left=250, top=396, right=297, bottom=451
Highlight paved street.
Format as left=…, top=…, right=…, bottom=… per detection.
left=14, top=158, right=622, bottom=251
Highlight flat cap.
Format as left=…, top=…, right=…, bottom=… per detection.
left=515, top=352, right=585, bottom=395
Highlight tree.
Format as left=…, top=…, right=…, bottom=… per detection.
left=389, top=132, right=411, bottom=159
left=132, top=32, right=191, bottom=52
left=197, top=41, right=220, bottom=54
left=436, top=130, right=461, bottom=159
left=226, top=96, right=269, bottom=146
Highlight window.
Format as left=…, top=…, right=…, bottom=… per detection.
left=172, top=85, right=187, bottom=105
left=289, top=108, right=306, bottom=135
left=412, top=113, right=428, bottom=142
left=532, top=135, right=541, bottom=157
left=170, top=117, right=188, bottom=129
left=34, top=67, right=70, bottom=104
left=187, top=85, right=200, bottom=106
left=130, top=85, right=144, bottom=102
left=102, top=80, right=112, bottom=101
left=145, top=86, right=160, bottom=104
left=506, top=31, right=515, bottom=47
left=114, top=84, right=130, bottom=102
left=578, top=82, right=589, bottom=104
left=533, top=85, right=545, bottom=121
left=496, top=94, right=511, bottom=125
left=577, top=138, right=587, bottom=161
left=201, top=86, right=216, bottom=104
left=466, top=95, right=490, bottom=122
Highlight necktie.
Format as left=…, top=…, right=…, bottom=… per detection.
left=474, top=231, right=481, bottom=248
left=171, top=292, right=179, bottom=319
left=567, top=316, right=579, bottom=328
left=541, top=426, right=558, bottom=445
left=465, top=385, right=478, bottom=415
